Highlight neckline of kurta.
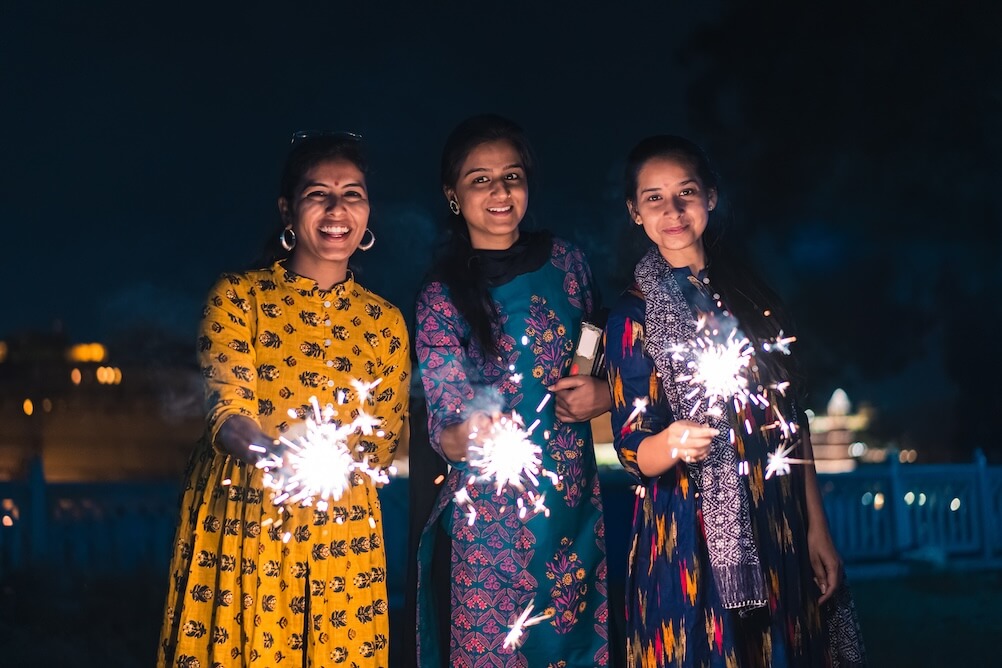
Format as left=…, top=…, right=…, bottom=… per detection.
left=272, top=260, right=355, bottom=298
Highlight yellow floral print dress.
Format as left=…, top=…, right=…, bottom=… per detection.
left=158, top=262, right=409, bottom=668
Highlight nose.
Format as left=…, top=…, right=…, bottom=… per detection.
left=325, top=194, right=345, bottom=214
left=667, top=195, right=685, bottom=216
left=490, top=179, right=512, bottom=199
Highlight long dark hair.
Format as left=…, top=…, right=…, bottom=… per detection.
left=624, top=135, right=804, bottom=392
left=254, top=133, right=369, bottom=267
left=429, top=114, right=536, bottom=355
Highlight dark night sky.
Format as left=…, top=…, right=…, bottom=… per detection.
left=3, top=1, right=1000, bottom=458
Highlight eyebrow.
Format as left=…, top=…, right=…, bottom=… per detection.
left=300, top=180, right=366, bottom=190
left=462, top=162, right=524, bottom=178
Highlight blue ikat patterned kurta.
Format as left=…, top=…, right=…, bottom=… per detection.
left=605, top=267, right=830, bottom=668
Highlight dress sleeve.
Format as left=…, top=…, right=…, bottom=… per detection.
left=414, top=281, right=475, bottom=462
left=365, top=307, right=411, bottom=467
left=604, top=291, right=673, bottom=483
left=197, top=273, right=259, bottom=447
left=556, top=239, right=596, bottom=320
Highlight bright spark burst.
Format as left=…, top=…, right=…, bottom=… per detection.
left=467, top=412, right=559, bottom=496
left=762, top=330, right=797, bottom=355
left=672, top=319, right=801, bottom=419
left=502, top=602, right=554, bottom=650
left=255, top=392, right=390, bottom=510
left=452, top=410, right=560, bottom=523
left=620, top=397, right=649, bottom=436
left=674, top=321, right=755, bottom=417
left=764, top=442, right=813, bottom=479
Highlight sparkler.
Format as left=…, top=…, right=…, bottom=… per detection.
left=502, top=602, right=554, bottom=650
left=466, top=412, right=559, bottom=495
left=254, top=391, right=390, bottom=513
left=451, top=407, right=562, bottom=524
left=620, top=397, right=649, bottom=436
left=672, top=318, right=757, bottom=418
left=764, top=442, right=813, bottom=479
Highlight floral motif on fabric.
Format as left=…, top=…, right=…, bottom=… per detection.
left=550, top=427, right=586, bottom=507
left=450, top=483, right=538, bottom=666
left=545, top=537, right=590, bottom=634
left=525, top=295, right=574, bottom=385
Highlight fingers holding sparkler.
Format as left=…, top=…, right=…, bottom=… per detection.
left=664, top=419, right=717, bottom=464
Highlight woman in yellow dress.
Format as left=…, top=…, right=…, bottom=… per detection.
left=158, top=132, right=410, bottom=667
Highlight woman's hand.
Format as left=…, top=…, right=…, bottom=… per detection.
left=548, top=375, right=612, bottom=423
left=215, top=415, right=278, bottom=465
left=438, top=410, right=503, bottom=463
left=808, top=525, right=843, bottom=604
left=635, top=419, right=718, bottom=476
left=663, top=419, right=716, bottom=464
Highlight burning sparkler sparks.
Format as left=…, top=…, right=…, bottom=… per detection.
left=620, top=397, right=649, bottom=437
left=764, top=442, right=813, bottom=479
left=672, top=318, right=757, bottom=417
left=452, top=409, right=560, bottom=523
left=254, top=392, right=390, bottom=512
left=502, top=602, right=554, bottom=650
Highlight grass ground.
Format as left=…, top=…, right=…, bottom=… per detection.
left=1, top=567, right=999, bottom=666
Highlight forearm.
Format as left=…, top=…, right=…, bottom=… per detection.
left=800, top=433, right=832, bottom=534
left=636, top=432, right=680, bottom=477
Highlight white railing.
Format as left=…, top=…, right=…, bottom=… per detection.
left=1, top=453, right=1000, bottom=582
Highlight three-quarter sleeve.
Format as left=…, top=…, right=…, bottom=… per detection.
left=366, top=308, right=411, bottom=467
left=414, top=281, right=475, bottom=459
left=553, top=239, right=596, bottom=320
left=197, top=274, right=260, bottom=447
left=605, top=291, right=673, bottom=482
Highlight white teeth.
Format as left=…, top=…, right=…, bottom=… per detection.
left=320, top=225, right=349, bottom=235
left=487, top=206, right=512, bottom=213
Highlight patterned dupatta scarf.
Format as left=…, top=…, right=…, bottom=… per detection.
left=635, top=247, right=768, bottom=613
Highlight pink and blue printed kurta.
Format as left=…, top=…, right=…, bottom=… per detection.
left=415, top=238, right=609, bottom=667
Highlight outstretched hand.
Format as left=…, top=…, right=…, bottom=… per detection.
left=548, top=375, right=612, bottom=423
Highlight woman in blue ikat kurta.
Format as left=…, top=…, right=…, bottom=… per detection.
left=605, top=135, right=865, bottom=667
left=414, top=115, right=611, bottom=667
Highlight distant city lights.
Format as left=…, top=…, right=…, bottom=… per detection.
left=95, top=366, right=123, bottom=385
left=67, top=343, right=107, bottom=363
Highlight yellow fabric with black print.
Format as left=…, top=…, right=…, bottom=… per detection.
left=158, top=261, right=409, bottom=668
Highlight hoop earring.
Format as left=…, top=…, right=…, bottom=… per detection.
left=358, top=228, right=375, bottom=251
left=280, top=225, right=296, bottom=252
left=449, top=199, right=461, bottom=215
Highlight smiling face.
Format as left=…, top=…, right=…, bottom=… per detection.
left=445, top=139, right=528, bottom=250
left=279, top=158, right=370, bottom=287
left=628, top=156, right=717, bottom=271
